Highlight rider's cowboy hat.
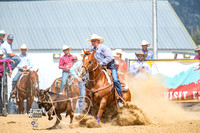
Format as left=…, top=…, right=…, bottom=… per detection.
left=135, top=51, right=147, bottom=58
left=0, top=30, right=7, bottom=36
left=195, top=45, right=200, bottom=51
left=0, top=50, right=4, bottom=55
left=141, top=40, right=150, bottom=47
left=62, top=45, right=71, bottom=51
left=87, top=34, right=104, bottom=44
left=19, top=44, right=29, bottom=50
left=115, top=49, right=123, bottom=55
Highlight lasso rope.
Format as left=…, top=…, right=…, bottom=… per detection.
left=47, top=94, right=92, bottom=126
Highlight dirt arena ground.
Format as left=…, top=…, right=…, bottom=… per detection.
left=1, top=76, right=200, bottom=133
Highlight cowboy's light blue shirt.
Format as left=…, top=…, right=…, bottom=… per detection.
left=70, top=60, right=82, bottom=78
left=1, top=41, right=13, bottom=58
left=91, top=44, right=114, bottom=66
left=17, top=53, right=33, bottom=70
left=129, top=61, right=152, bottom=75
left=142, top=50, right=153, bottom=60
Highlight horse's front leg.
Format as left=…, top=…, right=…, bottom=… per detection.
left=97, top=97, right=108, bottom=123
left=27, top=98, right=32, bottom=114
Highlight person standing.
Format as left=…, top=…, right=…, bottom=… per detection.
left=89, top=34, right=124, bottom=107
left=59, top=45, right=77, bottom=94
left=0, top=30, right=7, bottom=46
left=1, top=34, right=21, bottom=72
left=141, top=40, right=153, bottom=60
left=114, top=49, right=128, bottom=80
left=69, top=52, right=85, bottom=113
left=129, top=51, right=152, bottom=79
left=11, top=44, right=33, bottom=96
left=0, top=50, right=13, bottom=113
left=194, top=45, right=200, bottom=59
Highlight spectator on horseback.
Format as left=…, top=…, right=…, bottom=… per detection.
left=1, top=34, right=21, bottom=74
left=10, top=44, right=33, bottom=96
left=89, top=34, right=124, bottom=107
left=0, top=30, right=7, bottom=46
left=113, top=49, right=128, bottom=80
left=59, top=45, right=77, bottom=94
left=129, top=51, right=152, bottom=79
left=141, top=40, right=153, bottom=60
left=194, top=45, right=200, bottom=59
left=69, top=51, right=86, bottom=113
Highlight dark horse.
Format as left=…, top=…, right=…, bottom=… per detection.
left=80, top=50, right=131, bottom=122
left=15, top=69, right=39, bottom=114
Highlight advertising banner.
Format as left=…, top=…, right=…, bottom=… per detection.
left=130, top=60, right=200, bottom=102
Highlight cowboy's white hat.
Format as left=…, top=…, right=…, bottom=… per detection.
left=195, top=45, right=200, bottom=51
left=62, top=45, right=71, bottom=51
left=19, top=44, right=29, bottom=50
left=0, top=50, right=4, bottom=55
left=141, top=40, right=150, bottom=47
left=0, top=30, right=7, bottom=36
left=135, top=51, right=147, bottom=58
left=115, top=49, right=123, bottom=54
left=87, top=34, right=104, bottom=44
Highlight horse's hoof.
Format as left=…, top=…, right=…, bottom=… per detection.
left=97, top=118, right=100, bottom=123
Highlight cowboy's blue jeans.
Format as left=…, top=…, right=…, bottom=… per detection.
left=78, top=81, right=86, bottom=111
left=10, top=98, right=18, bottom=114
left=12, top=70, right=22, bottom=91
left=6, top=56, right=21, bottom=70
left=107, top=63, right=123, bottom=98
left=60, top=71, right=70, bottom=93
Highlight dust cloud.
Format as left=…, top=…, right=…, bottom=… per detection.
left=126, top=75, right=199, bottom=124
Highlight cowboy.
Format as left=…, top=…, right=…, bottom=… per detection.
left=69, top=51, right=85, bottom=113
left=129, top=51, right=152, bottom=79
left=1, top=34, right=21, bottom=72
left=114, top=49, right=128, bottom=80
left=194, top=45, right=200, bottom=59
left=59, top=45, right=77, bottom=94
left=10, top=44, right=33, bottom=96
left=141, top=40, right=153, bottom=60
left=89, top=34, right=124, bottom=107
left=0, top=30, right=7, bottom=46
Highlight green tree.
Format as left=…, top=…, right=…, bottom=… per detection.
left=192, top=30, right=200, bottom=46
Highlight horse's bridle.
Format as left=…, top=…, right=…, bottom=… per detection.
left=81, top=57, right=102, bottom=82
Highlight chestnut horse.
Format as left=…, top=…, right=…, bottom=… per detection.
left=80, top=50, right=131, bottom=122
left=63, top=74, right=80, bottom=112
left=16, top=70, right=39, bottom=114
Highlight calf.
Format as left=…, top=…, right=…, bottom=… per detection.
left=37, top=88, right=74, bottom=129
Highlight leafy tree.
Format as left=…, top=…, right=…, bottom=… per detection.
left=192, top=30, right=200, bottom=46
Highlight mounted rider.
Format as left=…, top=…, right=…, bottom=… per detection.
left=89, top=34, right=124, bottom=107
left=10, top=44, right=33, bottom=97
